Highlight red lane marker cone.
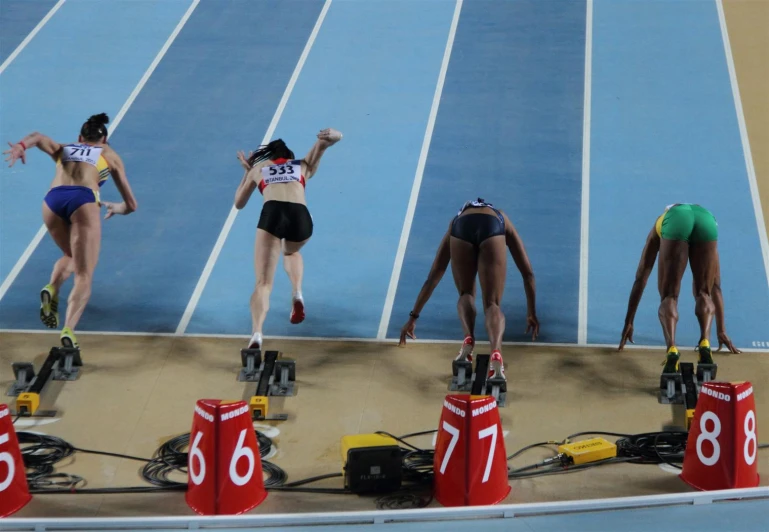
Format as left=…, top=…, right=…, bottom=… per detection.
left=681, top=382, right=759, bottom=491
left=433, top=394, right=510, bottom=507
left=185, top=400, right=267, bottom=515
left=185, top=400, right=217, bottom=515
left=434, top=395, right=467, bottom=507
left=0, top=404, right=32, bottom=517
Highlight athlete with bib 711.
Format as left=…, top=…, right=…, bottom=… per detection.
left=4, top=113, right=138, bottom=349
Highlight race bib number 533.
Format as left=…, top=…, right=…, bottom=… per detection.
left=261, top=161, right=301, bottom=186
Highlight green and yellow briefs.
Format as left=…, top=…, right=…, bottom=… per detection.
left=655, top=204, right=718, bottom=243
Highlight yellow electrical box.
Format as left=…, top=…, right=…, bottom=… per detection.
left=341, top=433, right=402, bottom=493
left=558, top=437, right=617, bottom=465
left=249, top=396, right=269, bottom=419
left=16, top=392, right=40, bottom=415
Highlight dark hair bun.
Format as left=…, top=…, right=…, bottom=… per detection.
left=88, top=113, right=109, bottom=126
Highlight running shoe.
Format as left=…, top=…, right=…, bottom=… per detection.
left=40, top=284, right=59, bottom=329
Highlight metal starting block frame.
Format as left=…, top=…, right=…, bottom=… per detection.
left=449, top=354, right=507, bottom=407
left=7, top=362, right=35, bottom=397
left=52, top=347, right=83, bottom=381
left=449, top=359, right=473, bottom=392
left=659, top=361, right=718, bottom=406
left=239, top=349, right=296, bottom=422
left=7, top=347, right=83, bottom=398
left=6, top=347, right=82, bottom=416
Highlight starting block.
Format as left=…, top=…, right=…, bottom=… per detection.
left=449, top=359, right=473, bottom=392
left=52, top=348, right=82, bottom=381
left=696, top=363, right=717, bottom=389
left=6, top=347, right=82, bottom=416
left=449, top=354, right=506, bottom=407
left=660, top=361, right=720, bottom=431
left=659, top=372, right=684, bottom=405
left=659, top=361, right=718, bottom=406
left=238, top=349, right=296, bottom=422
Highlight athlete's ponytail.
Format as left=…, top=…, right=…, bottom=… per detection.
left=247, top=139, right=295, bottom=167
left=80, top=113, right=109, bottom=142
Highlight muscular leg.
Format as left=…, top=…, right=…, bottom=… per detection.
left=449, top=237, right=478, bottom=341
left=41, top=203, right=72, bottom=328
left=50, top=256, right=74, bottom=292
left=250, top=229, right=282, bottom=341
left=689, top=241, right=718, bottom=348
left=477, top=235, right=507, bottom=354
left=63, top=203, right=101, bottom=332
left=657, top=238, right=689, bottom=350
left=283, top=238, right=309, bottom=324
left=43, top=202, right=74, bottom=291
left=283, top=238, right=309, bottom=297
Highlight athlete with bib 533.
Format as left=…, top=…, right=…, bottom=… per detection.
left=3, top=114, right=138, bottom=348
left=398, top=199, right=539, bottom=382
left=618, top=203, right=741, bottom=373
left=233, top=128, right=342, bottom=350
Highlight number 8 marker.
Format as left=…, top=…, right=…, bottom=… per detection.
left=744, top=410, right=757, bottom=466
left=696, top=411, right=721, bottom=466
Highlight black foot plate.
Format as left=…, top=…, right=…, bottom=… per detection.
left=659, top=373, right=684, bottom=405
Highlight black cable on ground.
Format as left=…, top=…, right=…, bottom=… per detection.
left=281, top=472, right=342, bottom=488
left=141, top=430, right=286, bottom=489
left=72, top=447, right=151, bottom=463
left=398, top=429, right=437, bottom=439
left=508, top=456, right=639, bottom=479
left=506, top=441, right=561, bottom=461
left=14, top=426, right=769, bottom=501
left=15, top=429, right=284, bottom=493
left=16, top=432, right=83, bottom=491
left=505, top=430, right=705, bottom=480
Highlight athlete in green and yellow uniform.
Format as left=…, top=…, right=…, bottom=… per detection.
left=618, top=204, right=741, bottom=370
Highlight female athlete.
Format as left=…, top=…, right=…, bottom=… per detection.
left=4, top=113, right=138, bottom=348
left=618, top=203, right=741, bottom=372
left=234, top=128, right=342, bottom=349
left=398, top=199, right=539, bottom=381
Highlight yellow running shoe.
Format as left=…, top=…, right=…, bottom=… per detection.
left=60, top=327, right=79, bottom=349
left=661, top=347, right=680, bottom=374
left=40, top=284, right=59, bottom=329
left=696, top=339, right=714, bottom=364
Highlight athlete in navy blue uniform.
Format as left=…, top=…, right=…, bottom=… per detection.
left=398, top=199, right=538, bottom=381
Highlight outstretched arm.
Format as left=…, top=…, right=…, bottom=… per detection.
left=618, top=226, right=660, bottom=350
left=711, top=261, right=741, bottom=353
left=302, top=128, right=342, bottom=179
left=234, top=169, right=257, bottom=210
left=101, top=146, right=138, bottom=218
left=503, top=213, right=538, bottom=339
left=399, top=224, right=452, bottom=345
left=3, top=132, right=62, bottom=166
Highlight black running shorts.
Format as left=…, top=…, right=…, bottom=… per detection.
left=450, top=213, right=505, bottom=248
left=257, top=200, right=314, bottom=242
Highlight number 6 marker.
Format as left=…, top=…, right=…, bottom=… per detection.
left=189, top=431, right=206, bottom=486
left=0, top=433, right=14, bottom=492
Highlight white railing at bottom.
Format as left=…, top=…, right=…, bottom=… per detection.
left=1, top=486, right=768, bottom=531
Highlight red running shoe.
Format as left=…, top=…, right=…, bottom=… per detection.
left=455, top=335, right=475, bottom=362
left=290, top=295, right=305, bottom=324
left=488, top=350, right=506, bottom=380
